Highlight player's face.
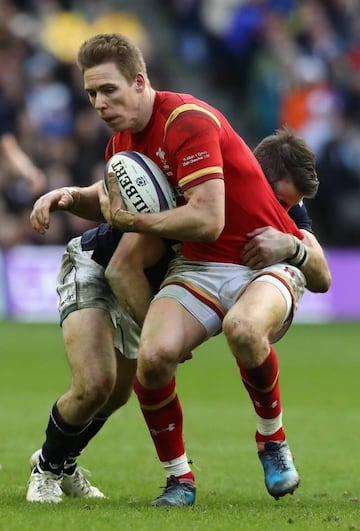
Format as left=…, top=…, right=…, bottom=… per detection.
left=83, top=62, right=147, bottom=132
left=272, top=178, right=304, bottom=211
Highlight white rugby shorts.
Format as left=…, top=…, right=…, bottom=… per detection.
left=56, top=237, right=140, bottom=359
left=153, top=254, right=306, bottom=343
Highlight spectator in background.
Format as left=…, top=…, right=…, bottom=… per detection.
left=0, top=90, right=47, bottom=247
left=0, top=119, right=46, bottom=196
left=314, top=110, right=360, bottom=246
left=278, top=55, right=339, bottom=158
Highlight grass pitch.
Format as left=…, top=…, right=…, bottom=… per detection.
left=0, top=321, right=359, bottom=530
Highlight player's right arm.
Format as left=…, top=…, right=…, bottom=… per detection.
left=30, top=181, right=105, bottom=235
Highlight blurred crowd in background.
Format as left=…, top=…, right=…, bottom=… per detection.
left=1, top=0, right=360, bottom=249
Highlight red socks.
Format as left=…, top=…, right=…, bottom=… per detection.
left=237, top=347, right=285, bottom=445
left=134, top=376, right=194, bottom=481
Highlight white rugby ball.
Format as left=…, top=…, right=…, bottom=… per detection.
left=104, top=151, right=176, bottom=213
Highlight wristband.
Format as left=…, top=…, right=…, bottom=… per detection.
left=63, top=187, right=80, bottom=208
left=287, top=236, right=308, bottom=268
left=287, top=236, right=300, bottom=261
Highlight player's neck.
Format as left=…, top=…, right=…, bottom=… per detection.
left=136, top=87, right=156, bottom=133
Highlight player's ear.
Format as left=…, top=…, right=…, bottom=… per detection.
left=135, top=73, right=146, bottom=91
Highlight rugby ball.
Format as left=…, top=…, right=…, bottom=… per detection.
left=104, top=151, right=176, bottom=213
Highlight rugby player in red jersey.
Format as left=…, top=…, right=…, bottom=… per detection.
left=80, top=33, right=326, bottom=506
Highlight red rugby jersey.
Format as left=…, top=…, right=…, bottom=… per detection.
left=105, top=91, right=303, bottom=264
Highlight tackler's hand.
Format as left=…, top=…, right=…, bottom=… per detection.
left=242, top=226, right=294, bottom=269
left=30, top=187, right=78, bottom=235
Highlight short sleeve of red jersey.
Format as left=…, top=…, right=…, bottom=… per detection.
left=164, top=108, right=225, bottom=192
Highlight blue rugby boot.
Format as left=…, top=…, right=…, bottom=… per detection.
left=151, top=475, right=196, bottom=507
left=258, top=440, right=300, bottom=500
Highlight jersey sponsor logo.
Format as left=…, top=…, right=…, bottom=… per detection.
left=182, top=151, right=210, bottom=167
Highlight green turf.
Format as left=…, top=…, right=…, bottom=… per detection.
left=0, top=321, right=359, bottom=530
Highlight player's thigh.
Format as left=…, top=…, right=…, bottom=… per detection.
left=62, top=307, right=117, bottom=382
left=140, top=297, right=207, bottom=359
left=228, top=280, right=287, bottom=338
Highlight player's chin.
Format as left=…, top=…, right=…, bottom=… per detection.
left=103, top=117, right=123, bottom=130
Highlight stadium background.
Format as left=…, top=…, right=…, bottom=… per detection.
left=1, top=4, right=359, bottom=526
left=0, top=0, right=359, bottom=322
